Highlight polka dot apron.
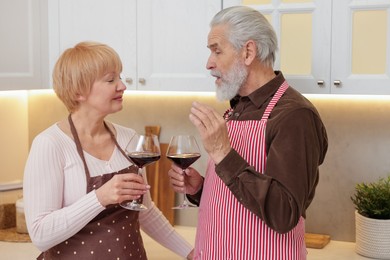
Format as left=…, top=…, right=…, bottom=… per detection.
left=37, top=115, right=147, bottom=259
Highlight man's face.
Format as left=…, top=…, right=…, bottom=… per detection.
left=214, top=58, right=248, bottom=101
left=207, top=25, right=248, bottom=101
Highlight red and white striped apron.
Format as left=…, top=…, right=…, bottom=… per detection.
left=194, top=81, right=306, bottom=260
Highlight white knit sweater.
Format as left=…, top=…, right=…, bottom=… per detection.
left=23, top=123, right=192, bottom=257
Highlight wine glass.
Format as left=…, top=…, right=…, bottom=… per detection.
left=120, top=134, right=161, bottom=211
left=166, top=135, right=201, bottom=209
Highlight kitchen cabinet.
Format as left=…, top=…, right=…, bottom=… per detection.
left=0, top=0, right=49, bottom=90
left=331, top=0, right=390, bottom=95
left=223, top=0, right=390, bottom=95
left=49, top=0, right=221, bottom=91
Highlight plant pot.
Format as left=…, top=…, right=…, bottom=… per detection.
left=355, top=211, right=390, bottom=259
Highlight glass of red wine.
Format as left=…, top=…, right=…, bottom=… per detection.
left=166, top=135, right=201, bottom=209
left=120, top=134, right=161, bottom=211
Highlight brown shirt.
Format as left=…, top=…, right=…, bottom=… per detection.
left=189, top=71, right=328, bottom=233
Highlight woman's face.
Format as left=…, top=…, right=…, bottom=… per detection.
left=79, top=71, right=126, bottom=116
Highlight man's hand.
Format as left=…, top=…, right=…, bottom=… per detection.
left=168, top=164, right=203, bottom=195
left=189, top=101, right=231, bottom=164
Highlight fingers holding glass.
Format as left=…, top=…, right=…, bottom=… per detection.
left=166, top=135, right=200, bottom=209
left=120, top=134, right=160, bottom=211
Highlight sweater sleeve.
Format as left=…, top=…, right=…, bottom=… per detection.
left=139, top=171, right=193, bottom=258
left=23, top=132, right=105, bottom=252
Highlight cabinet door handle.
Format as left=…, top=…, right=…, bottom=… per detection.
left=317, top=80, right=325, bottom=86
left=125, top=77, right=133, bottom=85
left=139, top=78, right=146, bottom=85
left=333, top=80, right=342, bottom=87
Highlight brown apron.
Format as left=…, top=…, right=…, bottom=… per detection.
left=37, top=115, right=147, bottom=259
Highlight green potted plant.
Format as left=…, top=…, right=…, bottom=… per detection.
left=351, top=175, right=390, bottom=259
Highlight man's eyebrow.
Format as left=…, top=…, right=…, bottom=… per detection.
left=207, top=43, right=218, bottom=49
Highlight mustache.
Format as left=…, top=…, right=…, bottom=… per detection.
left=210, top=70, right=221, bottom=77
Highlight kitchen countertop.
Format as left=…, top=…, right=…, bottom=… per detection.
left=0, top=226, right=371, bottom=260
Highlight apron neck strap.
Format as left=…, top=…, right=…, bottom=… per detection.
left=68, top=114, right=91, bottom=178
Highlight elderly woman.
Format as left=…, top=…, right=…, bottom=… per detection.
left=23, top=41, right=193, bottom=259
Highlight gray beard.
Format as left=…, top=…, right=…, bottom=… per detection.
left=215, top=60, right=248, bottom=101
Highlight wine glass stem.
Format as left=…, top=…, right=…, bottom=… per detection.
left=182, top=169, right=189, bottom=206
left=131, top=167, right=143, bottom=205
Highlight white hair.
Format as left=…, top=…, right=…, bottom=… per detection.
left=210, top=6, right=278, bottom=68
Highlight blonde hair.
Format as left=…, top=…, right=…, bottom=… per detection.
left=52, top=41, right=122, bottom=112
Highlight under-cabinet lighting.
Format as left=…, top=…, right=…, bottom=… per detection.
left=28, top=89, right=55, bottom=96
left=0, top=90, right=27, bottom=97
left=124, top=90, right=216, bottom=97
left=2, top=89, right=390, bottom=102
left=25, top=89, right=216, bottom=97
left=304, top=94, right=390, bottom=101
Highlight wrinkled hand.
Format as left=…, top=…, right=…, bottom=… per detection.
left=95, top=173, right=150, bottom=207
left=168, top=164, right=203, bottom=195
left=189, top=102, right=231, bottom=164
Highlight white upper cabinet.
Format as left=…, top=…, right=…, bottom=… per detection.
left=0, top=0, right=49, bottom=90
left=49, top=0, right=221, bottom=91
left=2, top=0, right=389, bottom=94
left=224, top=0, right=390, bottom=95
left=137, top=1, right=221, bottom=91
left=48, top=0, right=137, bottom=89
left=331, top=0, right=390, bottom=94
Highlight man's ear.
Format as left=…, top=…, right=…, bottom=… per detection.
left=243, top=40, right=257, bottom=65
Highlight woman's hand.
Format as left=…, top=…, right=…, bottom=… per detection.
left=168, top=164, right=203, bottom=195
left=95, top=173, right=150, bottom=207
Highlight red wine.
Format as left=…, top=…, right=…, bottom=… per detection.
left=127, top=152, right=160, bottom=168
left=167, top=153, right=201, bottom=169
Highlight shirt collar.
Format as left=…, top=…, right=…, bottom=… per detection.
left=229, top=71, right=286, bottom=109
left=246, top=71, right=286, bottom=109
left=229, top=95, right=240, bottom=108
